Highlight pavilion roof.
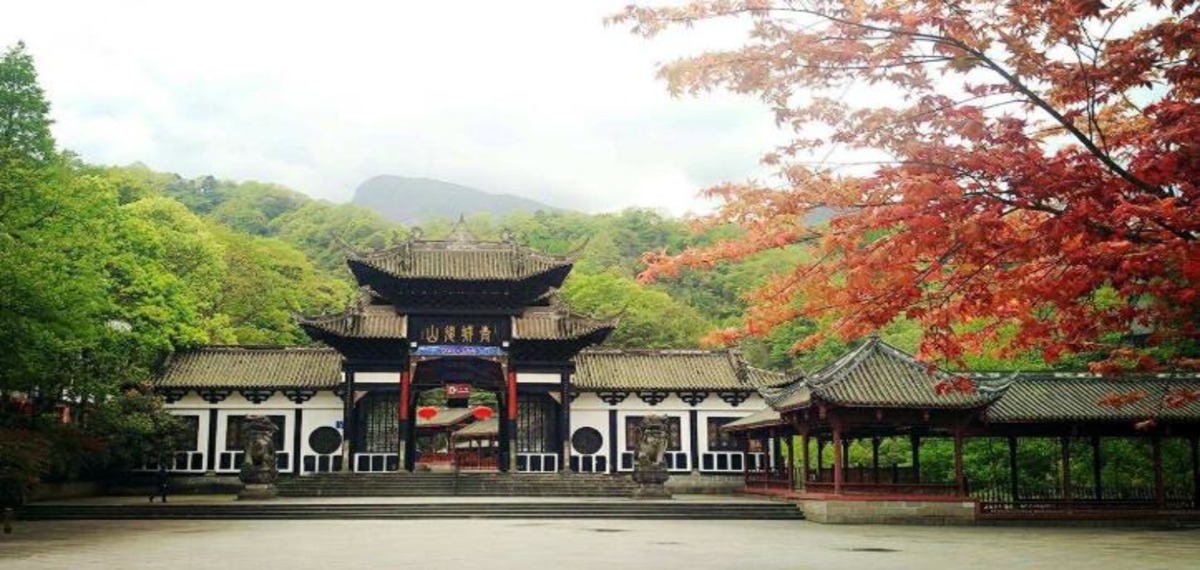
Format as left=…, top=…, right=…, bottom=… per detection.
left=722, top=407, right=785, bottom=432
left=342, top=220, right=576, bottom=283
left=981, top=374, right=1200, bottom=423
left=155, top=346, right=341, bottom=389
left=415, top=407, right=475, bottom=429
left=572, top=349, right=785, bottom=391
left=453, top=418, right=499, bottom=438
left=775, top=337, right=1006, bottom=411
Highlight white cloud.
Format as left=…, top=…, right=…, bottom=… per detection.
left=3, top=1, right=784, bottom=215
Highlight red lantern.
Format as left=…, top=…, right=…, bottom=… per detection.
left=417, top=406, right=438, bottom=420
left=472, top=406, right=494, bottom=421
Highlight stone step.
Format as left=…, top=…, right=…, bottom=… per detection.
left=274, top=473, right=640, bottom=498
left=21, top=502, right=804, bottom=521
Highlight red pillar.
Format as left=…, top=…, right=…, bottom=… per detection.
left=954, top=429, right=965, bottom=496
left=398, top=370, right=412, bottom=472
left=910, top=435, right=921, bottom=484
left=506, top=367, right=518, bottom=473
left=1061, top=436, right=1072, bottom=508
left=1191, top=435, right=1199, bottom=510
left=832, top=421, right=844, bottom=494
left=1152, top=435, right=1165, bottom=510
left=871, top=437, right=881, bottom=484
left=800, top=432, right=811, bottom=491
left=786, top=431, right=795, bottom=490
left=816, top=437, right=824, bottom=481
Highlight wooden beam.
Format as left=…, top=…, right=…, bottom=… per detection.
left=1091, top=435, right=1102, bottom=501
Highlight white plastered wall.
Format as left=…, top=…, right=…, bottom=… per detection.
left=567, top=390, right=769, bottom=473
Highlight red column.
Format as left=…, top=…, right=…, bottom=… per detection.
left=954, top=429, right=965, bottom=496
left=801, top=432, right=811, bottom=491
left=506, top=367, right=518, bottom=472
left=1191, top=435, right=1199, bottom=510
left=1061, top=436, right=1072, bottom=508
left=1152, top=435, right=1165, bottom=510
left=832, top=421, right=844, bottom=495
left=399, top=371, right=411, bottom=421
left=398, top=370, right=412, bottom=472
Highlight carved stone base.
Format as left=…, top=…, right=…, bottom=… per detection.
left=631, top=464, right=672, bottom=499
left=631, top=484, right=673, bottom=499
left=237, top=483, right=278, bottom=501
left=239, top=464, right=279, bottom=485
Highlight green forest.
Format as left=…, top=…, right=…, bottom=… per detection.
left=0, top=42, right=1187, bottom=503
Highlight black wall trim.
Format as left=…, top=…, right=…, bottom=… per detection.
left=206, top=408, right=218, bottom=472
left=689, top=409, right=699, bottom=472
left=293, top=408, right=303, bottom=474
left=608, top=409, right=618, bottom=474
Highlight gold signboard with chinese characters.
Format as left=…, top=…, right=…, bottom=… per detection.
left=410, top=316, right=509, bottom=346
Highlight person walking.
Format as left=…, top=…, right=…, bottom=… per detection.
left=149, top=465, right=169, bottom=503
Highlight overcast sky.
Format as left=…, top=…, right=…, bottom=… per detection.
left=2, top=1, right=785, bottom=215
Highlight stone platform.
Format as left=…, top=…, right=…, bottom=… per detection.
left=19, top=494, right=803, bottom=521
left=799, top=493, right=977, bottom=525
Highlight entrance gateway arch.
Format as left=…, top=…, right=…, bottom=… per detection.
left=295, top=221, right=614, bottom=473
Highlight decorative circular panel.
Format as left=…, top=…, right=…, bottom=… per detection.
left=308, top=426, right=343, bottom=455
left=571, top=427, right=603, bottom=455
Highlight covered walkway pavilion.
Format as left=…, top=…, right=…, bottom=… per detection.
left=727, top=337, right=1200, bottom=523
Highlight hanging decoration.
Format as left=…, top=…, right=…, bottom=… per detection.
left=472, top=406, right=494, bottom=421
left=417, top=406, right=438, bottom=420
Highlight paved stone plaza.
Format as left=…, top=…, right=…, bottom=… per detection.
left=2, top=516, right=1197, bottom=570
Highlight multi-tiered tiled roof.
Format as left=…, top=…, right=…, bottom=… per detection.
left=295, top=220, right=615, bottom=362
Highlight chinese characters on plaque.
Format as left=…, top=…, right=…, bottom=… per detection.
left=411, top=317, right=508, bottom=346
left=422, top=324, right=494, bottom=344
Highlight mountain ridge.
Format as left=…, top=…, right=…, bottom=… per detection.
left=351, top=175, right=565, bottom=224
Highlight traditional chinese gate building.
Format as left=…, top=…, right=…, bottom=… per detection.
left=151, top=223, right=786, bottom=482
left=294, top=223, right=615, bottom=473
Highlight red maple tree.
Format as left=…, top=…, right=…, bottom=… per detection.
left=613, top=1, right=1198, bottom=371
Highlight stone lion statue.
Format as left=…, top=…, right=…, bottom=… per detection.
left=238, top=415, right=279, bottom=485
left=631, top=415, right=671, bottom=498
left=635, top=415, right=669, bottom=469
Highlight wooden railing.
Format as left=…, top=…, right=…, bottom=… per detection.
left=455, top=451, right=497, bottom=471
left=972, top=481, right=1198, bottom=513
left=804, top=481, right=960, bottom=496
left=745, top=468, right=794, bottom=489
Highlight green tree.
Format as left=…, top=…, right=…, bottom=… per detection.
left=561, top=271, right=711, bottom=348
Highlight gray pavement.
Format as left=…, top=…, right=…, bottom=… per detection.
left=2, top=517, right=1197, bottom=570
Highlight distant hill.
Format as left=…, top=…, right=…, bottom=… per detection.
left=350, top=175, right=565, bottom=224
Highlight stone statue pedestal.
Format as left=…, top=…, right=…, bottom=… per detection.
left=631, top=464, right=672, bottom=499
left=237, top=483, right=278, bottom=501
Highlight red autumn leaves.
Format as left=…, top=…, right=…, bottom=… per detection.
left=615, top=1, right=1198, bottom=373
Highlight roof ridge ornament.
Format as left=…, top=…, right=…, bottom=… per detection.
left=446, top=214, right=477, bottom=243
